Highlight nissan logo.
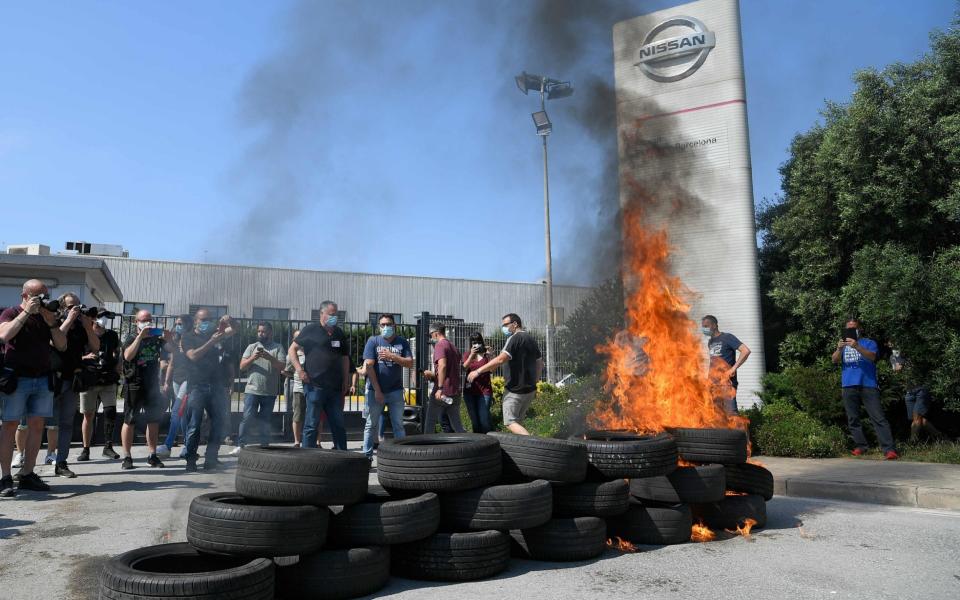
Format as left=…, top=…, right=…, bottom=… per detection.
left=635, top=16, right=716, bottom=83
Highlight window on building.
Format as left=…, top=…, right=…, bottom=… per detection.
left=123, top=302, right=165, bottom=316
left=253, top=307, right=290, bottom=321
left=311, top=309, right=347, bottom=322
left=189, top=304, right=228, bottom=319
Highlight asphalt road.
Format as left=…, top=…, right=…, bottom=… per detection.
left=1, top=447, right=958, bottom=600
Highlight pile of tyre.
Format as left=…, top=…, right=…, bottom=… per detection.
left=97, top=431, right=775, bottom=600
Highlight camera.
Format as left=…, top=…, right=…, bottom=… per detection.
left=35, top=294, right=60, bottom=312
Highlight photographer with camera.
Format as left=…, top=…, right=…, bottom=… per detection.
left=120, top=309, right=174, bottom=470
left=831, top=317, right=898, bottom=460
left=462, top=332, right=493, bottom=433
left=0, top=280, right=68, bottom=496
left=232, top=322, right=285, bottom=453
left=77, top=313, right=122, bottom=462
left=47, top=293, right=101, bottom=478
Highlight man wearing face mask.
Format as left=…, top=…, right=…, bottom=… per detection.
left=48, top=292, right=100, bottom=478
left=362, top=314, right=412, bottom=462
left=422, top=322, right=464, bottom=435
left=232, top=322, right=286, bottom=453
left=288, top=301, right=350, bottom=450
left=120, top=310, right=173, bottom=470
left=157, top=314, right=192, bottom=459
left=700, top=315, right=751, bottom=415
left=467, top=313, right=541, bottom=435
left=77, top=314, right=122, bottom=462
left=0, top=280, right=68, bottom=496
left=181, top=309, right=236, bottom=471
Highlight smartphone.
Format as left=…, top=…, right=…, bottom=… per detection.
left=842, top=327, right=859, bottom=341
left=148, top=328, right=165, bottom=337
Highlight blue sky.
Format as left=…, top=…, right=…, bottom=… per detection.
left=1, top=0, right=955, bottom=286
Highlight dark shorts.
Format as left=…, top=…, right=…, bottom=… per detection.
left=123, top=385, right=165, bottom=424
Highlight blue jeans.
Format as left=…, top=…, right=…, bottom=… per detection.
left=53, top=388, right=78, bottom=463
left=163, top=381, right=188, bottom=449
left=238, top=393, right=275, bottom=446
left=463, top=393, right=493, bottom=433
left=905, top=387, right=931, bottom=419
left=363, top=389, right=405, bottom=458
left=304, top=384, right=346, bottom=450
left=1, top=375, right=54, bottom=422
left=184, top=383, right=228, bottom=461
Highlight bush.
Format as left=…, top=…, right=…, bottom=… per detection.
left=522, top=376, right=604, bottom=438
left=752, top=402, right=847, bottom=458
left=758, top=362, right=845, bottom=430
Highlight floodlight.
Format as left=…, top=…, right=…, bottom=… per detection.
left=515, top=71, right=545, bottom=95
left=546, top=81, right=574, bottom=99
left=532, top=110, right=552, bottom=136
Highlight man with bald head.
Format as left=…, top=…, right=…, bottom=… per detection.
left=0, top=280, right=68, bottom=496
left=120, top=309, right=174, bottom=470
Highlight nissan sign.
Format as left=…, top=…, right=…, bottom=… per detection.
left=635, top=16, right=716, bottom=82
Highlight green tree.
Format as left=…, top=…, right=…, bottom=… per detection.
left=758, top=19, right=960, bottom=411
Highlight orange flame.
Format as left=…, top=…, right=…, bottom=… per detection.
left=725, top=490, right=749, bottom=497
left=677, top=458, right=699, bottom=467
left=747, top=458, right=766, bottom=467
left=588, top=180, right=750, bottom=439
left=726, top=518, right=758, bottom=539
left=690, top=521, right=716, bottom=543
left=606, top=537, right=637, bottom=553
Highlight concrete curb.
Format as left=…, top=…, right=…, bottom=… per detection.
left=773, top=477, right=960, bottom=510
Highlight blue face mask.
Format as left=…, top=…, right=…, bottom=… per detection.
left=325, top=315, right=338, bottom=327
left=198, top=321, right=213, bottom=334
left=501, top=326, right=512, bottom=337
left=701, top=327, right=713, bottom=336
left=381, top=326, right=395, bottom=338
left=174, top=324, right=183, bottom=335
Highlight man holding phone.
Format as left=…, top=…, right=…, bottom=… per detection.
left=120, top=309, right=174, bottom=470
left=831, top=318, right=897, bottom=459
left=233, top=322, right=285, bottom=453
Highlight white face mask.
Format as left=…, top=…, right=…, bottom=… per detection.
left=96, top=317, right=110, bottom=329
left=136, top=321, right=153, bottom=331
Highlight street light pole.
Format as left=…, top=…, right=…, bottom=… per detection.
left=539, top=89, right=556, bottom=384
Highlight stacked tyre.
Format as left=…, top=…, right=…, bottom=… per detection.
left=98, top=447, right=405, bottom=600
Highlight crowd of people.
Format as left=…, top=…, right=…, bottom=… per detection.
left=0, top=279, right=545, bottom=496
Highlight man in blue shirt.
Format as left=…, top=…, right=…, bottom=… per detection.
left=362, top=314, right=413, bottom=462
left=831, top=318, right=897, bottom=459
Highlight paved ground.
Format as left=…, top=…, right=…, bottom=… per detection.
left=760, top=455, right=960, bottom=510
left=1, top=446, right=959, bottom=600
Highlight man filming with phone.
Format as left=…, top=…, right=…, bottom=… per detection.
left=831, top=317, right=898, bottom=460
left=120, top=310, right=173, bottom=470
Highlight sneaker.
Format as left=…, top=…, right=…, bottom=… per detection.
left=184, top=459, right=198, bottom=473
left=103, top=445, right=120, bottom=460
left=121, top=457, right=135, bottom=470
left=229, top=447, right=242, bottom=456
left=12, top=451, right=24, bottom=469
left=885, top=450, right=900, bottom=460
left=77, top=448, right=91, bottom=462
left=44, top=453, right=57, bottom=465
left=17, top=472, right=50, bottom=492
left=55, top=462, right=77, bottom=478
left=0, top=475, right=15, bottom=497
left=147, top=454, right=165, bottom=468
left=202, top=459, right=225, bottom=472
left=851, top=448, right=866, bottom=457
left=156, top=445, right=171, bottom=458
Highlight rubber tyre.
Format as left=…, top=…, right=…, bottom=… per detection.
left=552, top=479, right=630, bottom=518
left=629, top=465, right=726, bottom=504
left=607, top=502, right=692, bottom=545
left=488, top=432, right=587, bottom=483
left=235, top=446, right=368, bottom=506
left=187, top=492, right=328, bottom=557
left=667, top=427, right=748, bottom=464
left=510, top=517, right=606, bottom=562
left=440, top=480, right=552, bottom=531
left=275, top=546, right=390, bottom=600
left=377, top=433, right=502, bottom=493
left=724, top=463, right=774, bottom=500
left=692, top=494, right=767, bottom=530
left=98, top=542, right=274, bottom=600
left=328, top=487, right=440, bottom=546
left=392, top=530, right=510, bottom=582
left=581, top=431, right=678, bottom=480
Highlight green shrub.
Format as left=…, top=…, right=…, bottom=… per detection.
left=753, top=402, right=846, bottom=458
left=758, top=362, right=845, bottom=429
left=522, top=376, right=604, bottom=438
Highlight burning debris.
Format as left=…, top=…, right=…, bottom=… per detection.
left=690, top=521, right=716, bottom=543
left=606, top=536, right=638, bottom=553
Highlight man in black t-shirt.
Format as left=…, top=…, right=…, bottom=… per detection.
left=181, top=309, right=236, bottom=471
left=78, top=315, right=123, bottom=462
left=288, top=300, right=350, bottom=450
left=467, top=313, right=542, bottom=435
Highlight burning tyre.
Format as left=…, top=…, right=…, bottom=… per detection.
left=691, top=493, right=767, bottom=530
left=511, top=516, right=607, bottom=562
left=581, top=431, right=678, bottom=480
left=666, top=427, right=748, bottom=464
left=724, top=463, right=774, bottom=500
left=629, top=464, right=726, bottom=504
left=606, top=501, right=693, bottom=546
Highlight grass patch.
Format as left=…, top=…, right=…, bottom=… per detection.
left=856, top=440, right=960, bottom=464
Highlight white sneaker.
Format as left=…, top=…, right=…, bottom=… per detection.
left=45, top=453, right=57, bottom=465
left=156, top=445, right=171, bottom=458
left=229, top=447, right=242, bottom=456
left=12, top=451, right=23, bottom=468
